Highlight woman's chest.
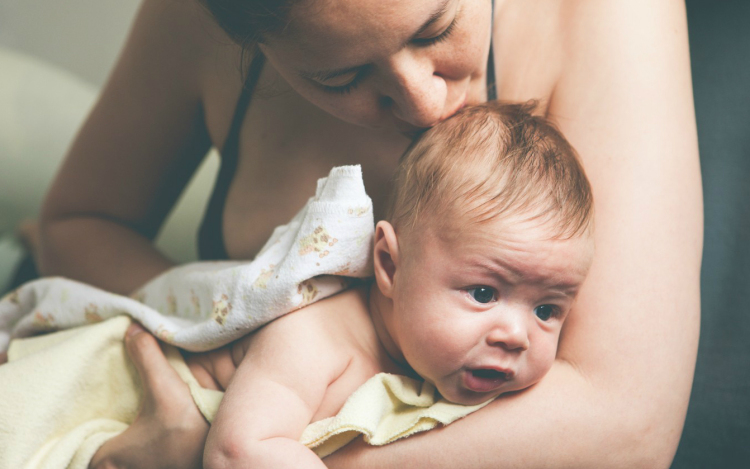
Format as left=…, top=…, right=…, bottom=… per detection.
left=197, top=10, right=566, bottom=260
left=204, top=63, right=411, bottom=259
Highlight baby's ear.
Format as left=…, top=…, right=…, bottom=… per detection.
left=373, top=221, right=400, bottom=298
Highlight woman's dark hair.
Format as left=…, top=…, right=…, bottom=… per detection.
left=198, top=0, right=297, bottom=47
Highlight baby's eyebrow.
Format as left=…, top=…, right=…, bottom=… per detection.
left=544, top=284, right=581, bottom=298
left=468, top=257, right=584, bottom=293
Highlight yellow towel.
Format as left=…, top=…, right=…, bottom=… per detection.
left=0, top=316, right=490, bottom=468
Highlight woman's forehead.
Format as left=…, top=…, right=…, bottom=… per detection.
left=276, top=0, right=452, bottom=57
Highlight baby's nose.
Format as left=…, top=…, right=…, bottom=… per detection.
left=486, top=312, right=530, bottom=351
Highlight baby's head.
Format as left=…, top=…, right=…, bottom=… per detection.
left=370, top=101, right=594, bottom=405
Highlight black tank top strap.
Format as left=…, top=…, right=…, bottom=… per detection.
left=487, top=0, right=497, bottom=101
left=198, top=50, right=266, bottom=260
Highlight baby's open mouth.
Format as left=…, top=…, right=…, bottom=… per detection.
left=471, top=368, right=505, bottom=380
left=464, top=368, right=511, bottom=393
left=471, top=369, right=506, bottom=380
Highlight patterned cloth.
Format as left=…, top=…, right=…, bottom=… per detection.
left=1, top=316, right=490, bottom=468
left=0, top=165, right=374, bottom=352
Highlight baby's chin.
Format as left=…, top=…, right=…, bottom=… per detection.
left=438, top=376, right=541, bottom=406
left=438, top=386, right=505, bottom=407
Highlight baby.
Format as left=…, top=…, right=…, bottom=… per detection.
left=196, top=100, right=594, bottom=468
left=99, top=100, right=595, bottom=468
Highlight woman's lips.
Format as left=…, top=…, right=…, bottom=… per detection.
left=393, top=94, right=469, bottom=134
left=463, top=368, right=512, bottom=393
left=439, top=96, right=467, bottom=122
left=394, top=119, right=430, bottom=135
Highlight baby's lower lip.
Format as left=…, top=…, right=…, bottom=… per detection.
left=463, top=369, right=509, bottom=393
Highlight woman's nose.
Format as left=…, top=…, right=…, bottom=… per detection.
left=380, top=51, right=447, bottom=128
left=487, top=311, right=530, bottom=351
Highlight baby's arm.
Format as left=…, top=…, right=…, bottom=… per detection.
left=204, top=311, right=347, bottom=469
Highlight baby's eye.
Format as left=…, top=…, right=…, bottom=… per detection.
left=468, top=287, right=496, bottom=304
left=534, top=304, right=558, bottom=321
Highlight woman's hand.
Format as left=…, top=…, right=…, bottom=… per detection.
left=89, top=323, right=208, bottom=469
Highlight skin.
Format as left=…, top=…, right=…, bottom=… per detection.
left=93, top=215, right=592, bottom=469
left=370, top=219, right=594, bottom=406
left=203, top=286, right=400, bottom=469
left=259, top=0, right=491, bottom=131
left=38, top=0, right=701, bottom=467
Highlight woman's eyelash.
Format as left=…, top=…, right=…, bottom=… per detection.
left=414, top=15, right=459, bottom=47
left=321, top=75, right=363, bottom=95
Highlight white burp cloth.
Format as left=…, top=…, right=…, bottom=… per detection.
left=0, top=165, right=375, bottom=352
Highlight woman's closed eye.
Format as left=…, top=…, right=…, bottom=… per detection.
left=321, top=77, right=362, bottom=95
left=318, top=70, right=366, bottom=95
left=413, top=13, right=459, bottom=47
left=319, top=7, right=461, bottom=94
left=467, top=286, right=497, bottom=304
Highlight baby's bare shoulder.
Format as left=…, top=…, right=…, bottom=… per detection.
left=268, top=287, right=369, bottom=332
left=242, top=287, right=372, bottom=367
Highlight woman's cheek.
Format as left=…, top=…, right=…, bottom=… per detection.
left=308, top=90, right=385, bottom=128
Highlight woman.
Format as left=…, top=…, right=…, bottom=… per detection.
left=37, top=0, right=702, bottom=467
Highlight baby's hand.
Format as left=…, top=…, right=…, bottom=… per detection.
left=89, top=323, right=209, bottom=469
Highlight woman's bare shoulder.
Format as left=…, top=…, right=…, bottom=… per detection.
left=493, top=0, right=690, bottom=108
left=124, top=0, right=238, bottom=91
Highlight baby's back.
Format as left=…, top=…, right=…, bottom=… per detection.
left=183, top=285, right=406, bottom=422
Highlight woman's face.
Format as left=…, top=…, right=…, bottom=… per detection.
left=259, top=0, right=492, bottom=133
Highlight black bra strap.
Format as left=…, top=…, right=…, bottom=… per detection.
left=198, top=50, right=266, bottom=260
left=487, top=0, right=497, bottom=101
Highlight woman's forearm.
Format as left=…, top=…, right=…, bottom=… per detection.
left=38, top=215, right=174, bottom=295
left=35, top=0, right=211, bottom=296
left=326, top=360, right=690, bottom=469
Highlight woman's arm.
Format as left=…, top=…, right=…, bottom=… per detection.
left=325, top=1, right=702, bottom=467
left=38, top=0, right=214, bottom=294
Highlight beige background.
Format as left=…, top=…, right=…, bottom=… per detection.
left=0, top=0, right=140, bottom=87
left=0, top=0, right=220, bottom=264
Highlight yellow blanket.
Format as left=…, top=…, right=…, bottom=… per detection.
left=0, top=316, right=490, bottom=468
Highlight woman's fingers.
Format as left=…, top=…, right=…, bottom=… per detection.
left=123, top=321, right=208, bottom=429
left=94, top=320, right=209, bottom=469
left=124, top=322, right=180, bottom=396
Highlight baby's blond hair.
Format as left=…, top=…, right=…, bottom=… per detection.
left=386, top=101, right=593, bottom=240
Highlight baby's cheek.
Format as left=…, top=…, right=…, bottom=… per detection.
left=528, top=339, right=559, bottom=381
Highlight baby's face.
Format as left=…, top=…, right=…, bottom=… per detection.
left=389, top=216, right=594, bottom=405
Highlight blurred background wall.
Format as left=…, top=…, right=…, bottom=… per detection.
left=0, top=0, right=219, bottom=266
left=674, top=1, right=750, bottom=467
left=0, top=0, right=140, bottom=87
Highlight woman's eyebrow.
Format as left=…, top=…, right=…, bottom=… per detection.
left=299, top=0, right=452, bottom=82
left=413, top=0, right=452, bottom=39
